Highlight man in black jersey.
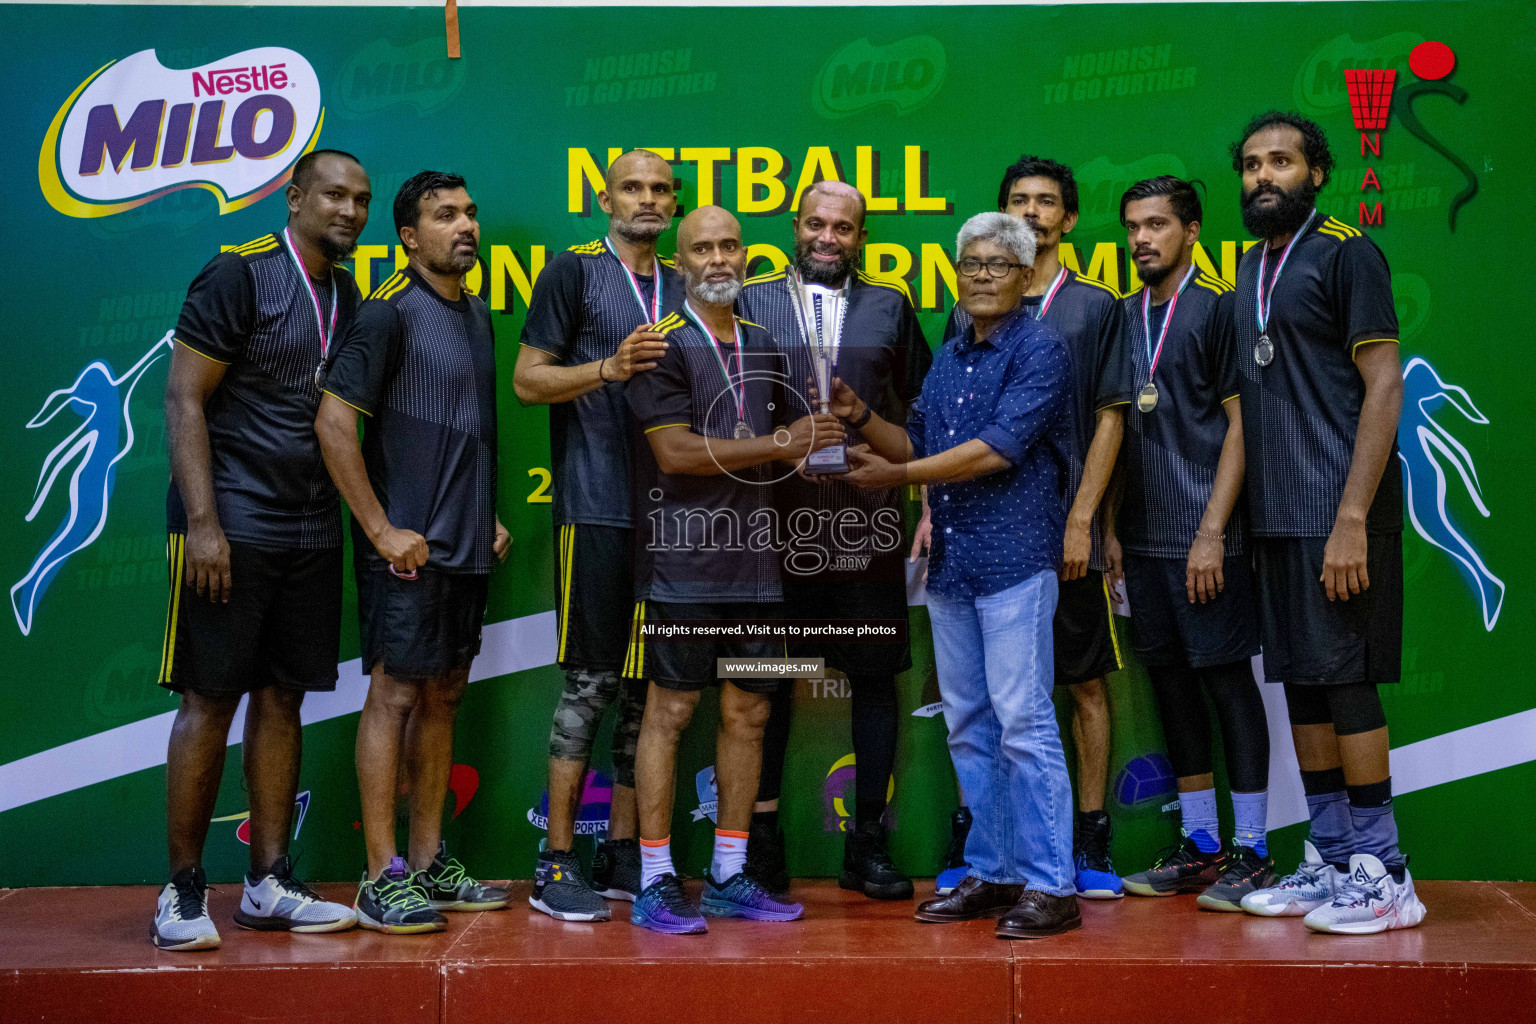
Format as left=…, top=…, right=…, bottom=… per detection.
left=318, top=171, right=511, bottom=935
left=153, top=150, right=369, bottom=951
left=515, top=149, right=681, bottom=921
left=625, top=206, right=841, bottom=934
left=935, top=157, right=1130, bottom=899
left=737, top=181, right=930, bottom=900
left=1224, top=113, right=1424, bottom=934
left=1108, top=177, right=1276, bottom=912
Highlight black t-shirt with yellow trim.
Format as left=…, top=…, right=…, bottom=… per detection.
left=168, top=232, right=360, bottom=549
left=1235, top=214, right=1402, bottom=537
left=627, top=311, right=786, bottom=604
left=1119, top=272, right=1246, bottom=558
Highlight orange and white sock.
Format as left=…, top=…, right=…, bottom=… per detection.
left=640, top=837, right=674, bottom=890
left=711, top=829, right=749, bottom=881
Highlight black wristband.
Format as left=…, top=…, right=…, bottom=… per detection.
left=849, top=402, right=874, bottom=429
left=598, top=357, right=613, bottom=383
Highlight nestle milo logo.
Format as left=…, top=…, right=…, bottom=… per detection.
left=1073, top=153, right=1188, bottom=234
left=1294, top=32, right=1421, bottom=115
left=813, top=36, right=945, bottom=119
left=338, top=37, right=465, bottom=116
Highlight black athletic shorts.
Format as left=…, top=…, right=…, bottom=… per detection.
left=357, top=565, right=488, bottom=681
left=554, top=523, right=633, bottom=673
left=1054, top=571, right=1124, bottom=686
left=1253, top=534, right=1402, bottom=686
left=158, top=535, right=340, bottom=696
left=782, top=574, right=912, bottom=676
left=1123, top=552, right=1261, bottom=670
left=621, top=599, right=785, bottom=693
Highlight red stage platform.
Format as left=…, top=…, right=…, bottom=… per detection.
left=3, top=879, right=1534, bottom=1023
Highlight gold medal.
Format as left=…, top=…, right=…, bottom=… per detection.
left=1138, top=381, right=1159, bottom=413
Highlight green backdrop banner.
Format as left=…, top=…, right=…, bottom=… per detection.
left=2, top=2, right=1532, bottom=887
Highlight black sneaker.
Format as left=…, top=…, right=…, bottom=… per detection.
left=418, top=840, right=508, bottom=911
left=840, top=820, right=914, bottom=900
left=592, top=838, right=641, bottom=902
left=1122, top=836, right=1224, bottom=897
left=744, top=816, right=789, bottom=894
left=530, top=849, right=610, bottom=922
left=355, top=857, right=447, bottom=934
left=1197, top=845, right=1278, bottom=912
left=1072, top=811, right=1124, bottom=900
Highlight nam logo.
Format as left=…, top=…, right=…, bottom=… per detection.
left=213, top=791, right=311, bottom=845
left=526, top=769, right=612, bottom=835
left=40, top=47, right=324, bottom=219
left=692, top=765, right=718, bottom=823
left=822, top=753, right=895, bottom=832
left=812, top=36, right=945, bottom=119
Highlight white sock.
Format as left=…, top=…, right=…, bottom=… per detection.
left=640, top=837, right=674, bottom=890
left=711, top=829, right=749, bottom=881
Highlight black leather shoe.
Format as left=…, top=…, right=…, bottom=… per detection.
left=914, top=875, right=1023, bottom=922
left=995, top=890, right=1082, bottom=939
left=839, top=821, right=914, bottom=900
left=744, top=816, right=789, bottom=894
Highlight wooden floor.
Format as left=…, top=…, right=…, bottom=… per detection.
left=2, top=878, right=1534, bottom=1023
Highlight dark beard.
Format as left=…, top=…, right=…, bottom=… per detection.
left=1137, top=259, right=1176, bottom=287
left=793, top=238, right=857, bottom=286
left=317, top=233, right=357, bottom=264
left=1241, top=178, right=1317, bottom=239
left=611, top=214, right=665, bottom=243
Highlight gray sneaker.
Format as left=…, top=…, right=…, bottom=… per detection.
left=592, top=838, right=641, bottom=902
left=1197, top=846, right=1278, bottom=912
left=151, top=866, right=220, bottom=951
left=530, top=849, right=611, bottom=922
left=418, top=841, right=508, bottom=911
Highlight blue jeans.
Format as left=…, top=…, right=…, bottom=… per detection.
left=928, top=570, right=1074, bottom=895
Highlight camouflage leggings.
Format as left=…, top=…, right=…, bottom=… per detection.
left=548, top=668, right=645, bottom=787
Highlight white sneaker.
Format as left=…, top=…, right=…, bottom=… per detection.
left=1303, top=853, right=1428, bottom=934
left=234, top=855, right=357, bottom=933
left=152, top=867, right=221, bottom=951
left=1240, top=840, right=1344, bottom=917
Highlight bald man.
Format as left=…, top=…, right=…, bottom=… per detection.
left=736, top=181, right=931, bottom=900
left=515, top=149, right=681, bottom=921
left=624, top=207, right=843, bottom=933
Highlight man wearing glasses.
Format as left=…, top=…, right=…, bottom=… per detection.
left=838, top=213, right=1080, bottom=940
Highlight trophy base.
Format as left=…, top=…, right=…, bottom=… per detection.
left=804, top=444, right=849, bottom=475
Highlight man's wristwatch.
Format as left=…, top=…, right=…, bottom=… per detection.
left=848, top=402, right=873, bottom=429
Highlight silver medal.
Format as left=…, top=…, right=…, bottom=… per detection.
left=314, top=360, right=328, bottom=390
left=1137, top=381, right=1159, bottom=413
left=734, top=419, right=754, bottom=440
left=1254, top=333, right=1274, bottom=367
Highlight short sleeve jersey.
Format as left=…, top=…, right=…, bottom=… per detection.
left=324, top=266, right=498, bottom=574
left=737, top=269, right=931, bottom=578
left=169, top=232, right=361, bottom=549
left=520, top=239, right=684, bottom=529
left=948, top=267, right=1129, bottom=570
left=1235, top=214, right=1402, bottom=537
left=1119, top=272, right=1246, bottom=558
left=627, top=311, right=786, bottom=604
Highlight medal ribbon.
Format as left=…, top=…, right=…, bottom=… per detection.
left=607, top=236, right=662, bottom=325
left=683, top=300, right=747, bottom=424
left=788, top=270, right=849, bottom=405
left=1034, top=267, right=1069, bottom=320
left=1254, top=208, right=1316, bottom=335
left=282, top=227, right=338, bottom=360
left=1141, top=264, right=1198, bottom=385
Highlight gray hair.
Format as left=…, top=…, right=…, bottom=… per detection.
left=956, top=212, right=1037, bottom=267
